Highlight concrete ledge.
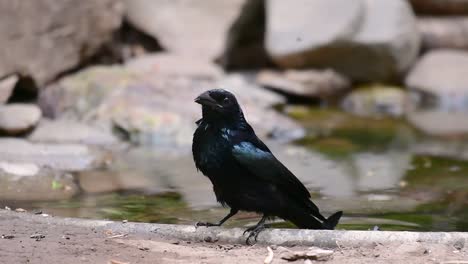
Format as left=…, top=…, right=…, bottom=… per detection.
left=2, top=210, right=467, bottom=248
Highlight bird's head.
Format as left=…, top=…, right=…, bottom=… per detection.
left=195, top=89, right=244, bottom=124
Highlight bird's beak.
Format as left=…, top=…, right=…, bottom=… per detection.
left=194, top=91, right=222, bottom=108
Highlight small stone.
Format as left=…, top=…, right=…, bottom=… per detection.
left=15, top=208, right=26, bottom=212
left=30, top=234, right=45, bottom=241
left=0, top=104, right=41, bottom=135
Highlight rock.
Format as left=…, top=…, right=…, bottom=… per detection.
left=265, top=0, right=420, bottom=82
left=219, top=0, right=272, bottom=69
left=407, top=110, right=468, bottom=136
left=124, top=0, right=245, bottom=60
left=0, top=138, right=108, bottom=171
left=418, top=17, right=468, bottom=51
left=0, top=104, right=41, bottom=135
left=78, top=148, right=171, bottom=194
left=40, top=61, right=304, bottom=146
left=0, top=0, right=123, bottom=86
left=405, top=50, right=468, bottom=109
left=125, top=53, right=223, bottom=79
left=341, top=85, right=409, bottom=117
left=0, top=74, right=18, bottom=103
left=409, top=0, right=468, bottom=15
left=256, top=69, right=350, bottom=99
left=0, top=163, right=78, bottom=201
left=29, top=119, right=118, bottom=146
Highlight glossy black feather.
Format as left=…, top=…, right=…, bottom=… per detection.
left=192, top=89, right=342, bottom=230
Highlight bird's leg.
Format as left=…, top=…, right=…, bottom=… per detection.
left=196, top=208, right=238, bottom=227
left=244, top=214, right=268, bottom=245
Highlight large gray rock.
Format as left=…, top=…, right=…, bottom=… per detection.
left=405, top=50, right=468, bottom=136
left=0, top=104, right=42, bottom=135
left=124, top=0, right=245, bottom=60
left=40, top=56, right=303, bottom=147
left=407, top=110, right=468, bottom=136
left=418, top=17, right=468, bottom=51
left=29, top=119, right=118, bottom=146
left=0, top=138, right=107, bottom=171
left=0, top=0, right=123, bottom=85
left=409, top=0, right=468, bottom=15
left=265, top=0, right=420, bottom=82
left=405, top=50, right=468, bottom=105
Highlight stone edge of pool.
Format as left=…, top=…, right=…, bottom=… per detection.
left=2, top=209, right=466, bottom=248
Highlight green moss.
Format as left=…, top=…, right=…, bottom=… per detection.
left=288, top=107, right=414, bottom=156
left=404, top=156, right=468, bottom=190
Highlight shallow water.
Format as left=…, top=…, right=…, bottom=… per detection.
left=4, top=108, right=468, bottom=231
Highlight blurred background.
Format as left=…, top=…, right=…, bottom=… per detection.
left=0, top=0, right=467, bottom=231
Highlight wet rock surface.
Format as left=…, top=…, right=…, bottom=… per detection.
left=0, top=104, right=42, bottom=135
left=0, top=0, right=124, bottom=86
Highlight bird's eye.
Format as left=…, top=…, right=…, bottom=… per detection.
left=223, top=97, right=229, bottom=103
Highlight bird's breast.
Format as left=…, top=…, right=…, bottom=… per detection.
left=193, top=127, right=232, bottom=173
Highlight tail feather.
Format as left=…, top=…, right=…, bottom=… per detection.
left=322, top=211, right=343, bottom=230
left=282, top=208, right=343, bottom=230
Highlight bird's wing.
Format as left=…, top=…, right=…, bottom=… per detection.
left=232, top=140, right=321, bottom=214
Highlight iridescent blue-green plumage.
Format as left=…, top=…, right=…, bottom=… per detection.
left=192, top=89, right=342, bottom=243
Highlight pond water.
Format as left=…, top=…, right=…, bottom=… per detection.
left=4, top=107, right=468, bottom=231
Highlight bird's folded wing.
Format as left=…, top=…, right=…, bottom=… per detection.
left=232, top=141, right=313, bottom=202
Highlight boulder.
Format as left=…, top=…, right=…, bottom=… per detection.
left=124, top=0, right=245, bottom=60
left=407, top=110, right=468, bottom=136
left=265, top=0, right=420, bottom=82
left=0, top=0, right=123, bottom=86
left=40, top=56, right=304, bottom=147
left=341, top=85, right=409, bottom=117
left=0, top=104, right=41, bottom=135
left=256, top=69, right=350, bottom=99
left=405, top=49, right=468, bottom=108
left=29, top=119, right=118, bottom=146
left=418, top=17, right=468, bottom=51
left=409, top=0, right=468, bottom=15
left=0, top=138, right=108, bottom=171
left=0, top=74, right=18, bottom=104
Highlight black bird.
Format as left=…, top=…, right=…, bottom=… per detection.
left=192, top=89, right=342, bottom=244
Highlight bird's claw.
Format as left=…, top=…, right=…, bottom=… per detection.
left=195, top=222, right=219, bottom=228
left=243, top=225, right=265, bottom=245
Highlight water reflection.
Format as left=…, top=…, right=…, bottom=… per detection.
left=2, top=108, right=468, bottom=231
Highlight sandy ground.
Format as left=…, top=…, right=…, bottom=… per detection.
left=0, top=211, right=467, bottom=264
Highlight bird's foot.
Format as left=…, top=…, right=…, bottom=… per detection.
left=243, top=224, right=266, bottom=245
left=195, top=221, right=219, bottom=228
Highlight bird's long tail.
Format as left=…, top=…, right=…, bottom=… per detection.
left=284, top=208, right=343, bottom=230
left=322, top=211, right=343, bottom=230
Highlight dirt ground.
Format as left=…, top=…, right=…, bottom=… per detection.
left=0, top=211, right=466, bottom=264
